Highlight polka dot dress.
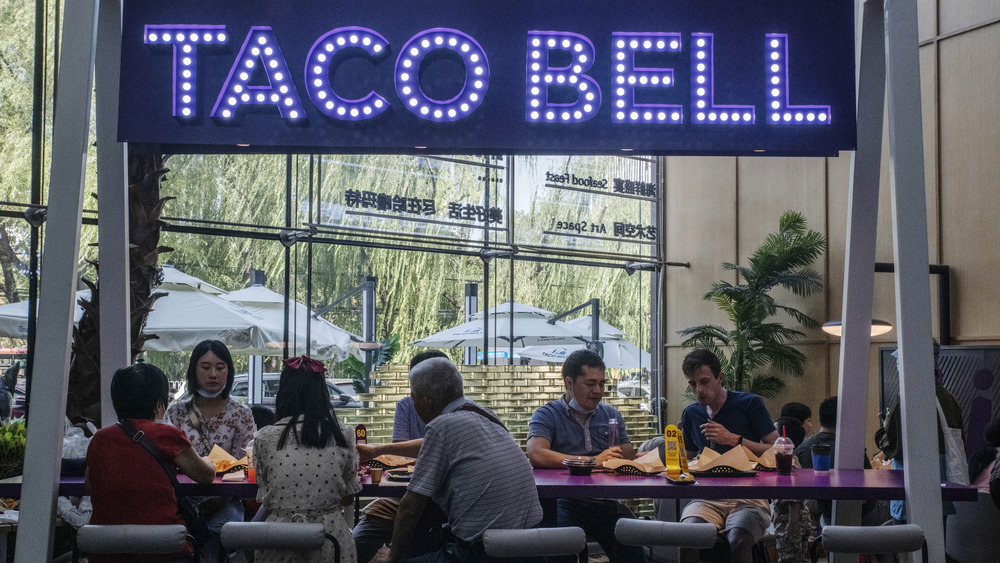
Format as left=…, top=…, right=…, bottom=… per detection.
left=254, top=417, right=361, bottom=562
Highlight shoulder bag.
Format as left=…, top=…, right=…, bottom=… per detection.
left=935, top=399, right=970, bottom=486
left=118, top=419, right=212, bottom=547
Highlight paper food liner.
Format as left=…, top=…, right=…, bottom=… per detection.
left=688, top=446, right=755, bottom=472
left=371, top=455, right=415, bottom=469
left=734, top=444, right=777, bottom=469
left=603, top=449, right=666, bottom=474
left=754, top=447, right=776, bottom=469
left=208, top=444, right=248, bottom=474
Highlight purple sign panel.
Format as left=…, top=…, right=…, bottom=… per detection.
left=119, top=0, right=856, bottom=156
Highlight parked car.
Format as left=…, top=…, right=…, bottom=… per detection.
left=615, top=377, right=650, bottom=399
left=174, top=374, right=362, bottom=408
left=228, top=373, right=363, bottom=409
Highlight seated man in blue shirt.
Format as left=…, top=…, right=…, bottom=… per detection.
left=383, top=358, right=542, bottom=563
left=354, top=350, right=449, bottom=562
left=680, top=349, right=778, bottom=563
left=527, top=349, right=646, bottom=562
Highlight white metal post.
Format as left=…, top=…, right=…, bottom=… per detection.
left=831, top=1, right=886, bottom=552
left=249, top=355, right=264, bottom=404
left=16, top=1, right=100, bottom=561
left=884, top=0, right=943, bottom=560
left=95, top=0, right=130, bottom=428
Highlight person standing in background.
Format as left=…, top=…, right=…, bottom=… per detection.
left=875, top=339, right=965, bottom=524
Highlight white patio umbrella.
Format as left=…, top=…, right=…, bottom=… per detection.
left=0, top=265, right=349, bottom=356
left=518, top=338, right=651, bottom=370
left=561, top=315, right=626, bottom=339
left=221, top=285, right=357, bottom=361
left=409, top=301, right=588, bottom=348
left=0, top=285, right=270, bottom=353
left=470, top=301, right=557, bottom=319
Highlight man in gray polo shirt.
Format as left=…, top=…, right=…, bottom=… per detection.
left=383, top=357, right=542, bottom=563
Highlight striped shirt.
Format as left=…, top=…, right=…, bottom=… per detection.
left=408, top=397, right=543, bottom=542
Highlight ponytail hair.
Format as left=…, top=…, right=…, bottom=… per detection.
left=274, top=356, right=348, bottom=450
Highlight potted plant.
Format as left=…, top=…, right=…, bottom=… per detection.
left=0, top=419, right=26, bottom=480
left=678, top=210, right=826, bottom=397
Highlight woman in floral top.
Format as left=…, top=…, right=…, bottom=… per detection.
left=167, top=339, right=255, bottom=562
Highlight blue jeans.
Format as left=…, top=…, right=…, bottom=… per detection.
left=202, top=498, right=244, bottom=562
left=889, top=456, right=955, bottom=522
left=556, top=499, right=647, bottom=563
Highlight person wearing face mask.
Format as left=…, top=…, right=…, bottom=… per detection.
left=167, top=339, right=255, bottom=562
left=527, top=349, right=645, bottom=563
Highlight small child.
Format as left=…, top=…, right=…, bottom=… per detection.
left=771, top=416, right=810, bottom=563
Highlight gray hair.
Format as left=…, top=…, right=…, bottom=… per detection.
left=409, top=357, right=463, bottom=406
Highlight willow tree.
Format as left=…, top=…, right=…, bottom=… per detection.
left=678, top=210, right=826, bottom=397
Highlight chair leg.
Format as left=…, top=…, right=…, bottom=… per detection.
left=809, top=536, right=821, bottom=563
left=326, top=533, right=341, bottom=562
left=752, top=540, right=771, bottom=563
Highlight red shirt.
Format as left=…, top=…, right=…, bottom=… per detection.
left=86, top=419, right=193, bottom=559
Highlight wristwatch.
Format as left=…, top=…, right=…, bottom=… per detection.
left=736, top=435, right=744, bottom=446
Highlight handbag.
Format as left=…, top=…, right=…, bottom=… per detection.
left=935, top=399, right=970, bottom=486
left=118, top=419, right=213, bottom=547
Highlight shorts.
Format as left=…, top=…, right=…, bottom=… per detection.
left=681, top=498, right=771, bottom=541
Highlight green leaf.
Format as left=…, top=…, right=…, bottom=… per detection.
left=677, top=210, right=825, bottom=394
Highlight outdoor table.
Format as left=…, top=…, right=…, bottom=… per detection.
left=0, top=469, right=977, bottom=502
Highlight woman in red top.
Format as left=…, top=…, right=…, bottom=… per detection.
left=86, top=363, right=216, bottom=561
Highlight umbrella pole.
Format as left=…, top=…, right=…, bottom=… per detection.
left=464, top=284, right=477, bottom=365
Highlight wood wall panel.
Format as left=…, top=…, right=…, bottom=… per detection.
left=736, top=157, right=829, bottom=332
left=663, top=156, right=737, bottom=345
left=762, top=343, right=830, bottom=420
left=825, top=153, right=851, bottom=322
left=918, top=0, right=937, bottom=42
left=938, top=24, right=1000, bottom=340
left=939, top=0, right=1000, bottom=37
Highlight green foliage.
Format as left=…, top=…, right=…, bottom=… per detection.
left=0, top=419, right=26, bottom=479
left=678, top=210, right=826, bottom=397
left=345, top=334, right=401, bottom=393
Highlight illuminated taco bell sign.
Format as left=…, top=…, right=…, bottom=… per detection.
left=119, top=0, right=856, bottom=156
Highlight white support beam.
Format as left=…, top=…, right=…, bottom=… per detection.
left=831, top=1, right=886, bottom=555
left=15, top=1, right=100, bottom=561
left=96, top=0, right=130, bottom=428
left=884, top=0, right=942, bottom=561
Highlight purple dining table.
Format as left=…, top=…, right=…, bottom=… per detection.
left=360, top=468, right=977, bottom=501
left=0, top=468, right=975, bottom=502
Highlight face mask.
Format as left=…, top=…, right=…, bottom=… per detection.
left=568, top=397, right=597, bottom=415
left=196, top=387, right=224, bottom=399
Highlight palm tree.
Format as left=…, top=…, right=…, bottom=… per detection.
left=65, top=149, right=173, bottom=426
left=678, top=210, right=826, bottom=397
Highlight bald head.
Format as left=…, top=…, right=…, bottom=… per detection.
left=409, top=357, right=463, bottom=408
